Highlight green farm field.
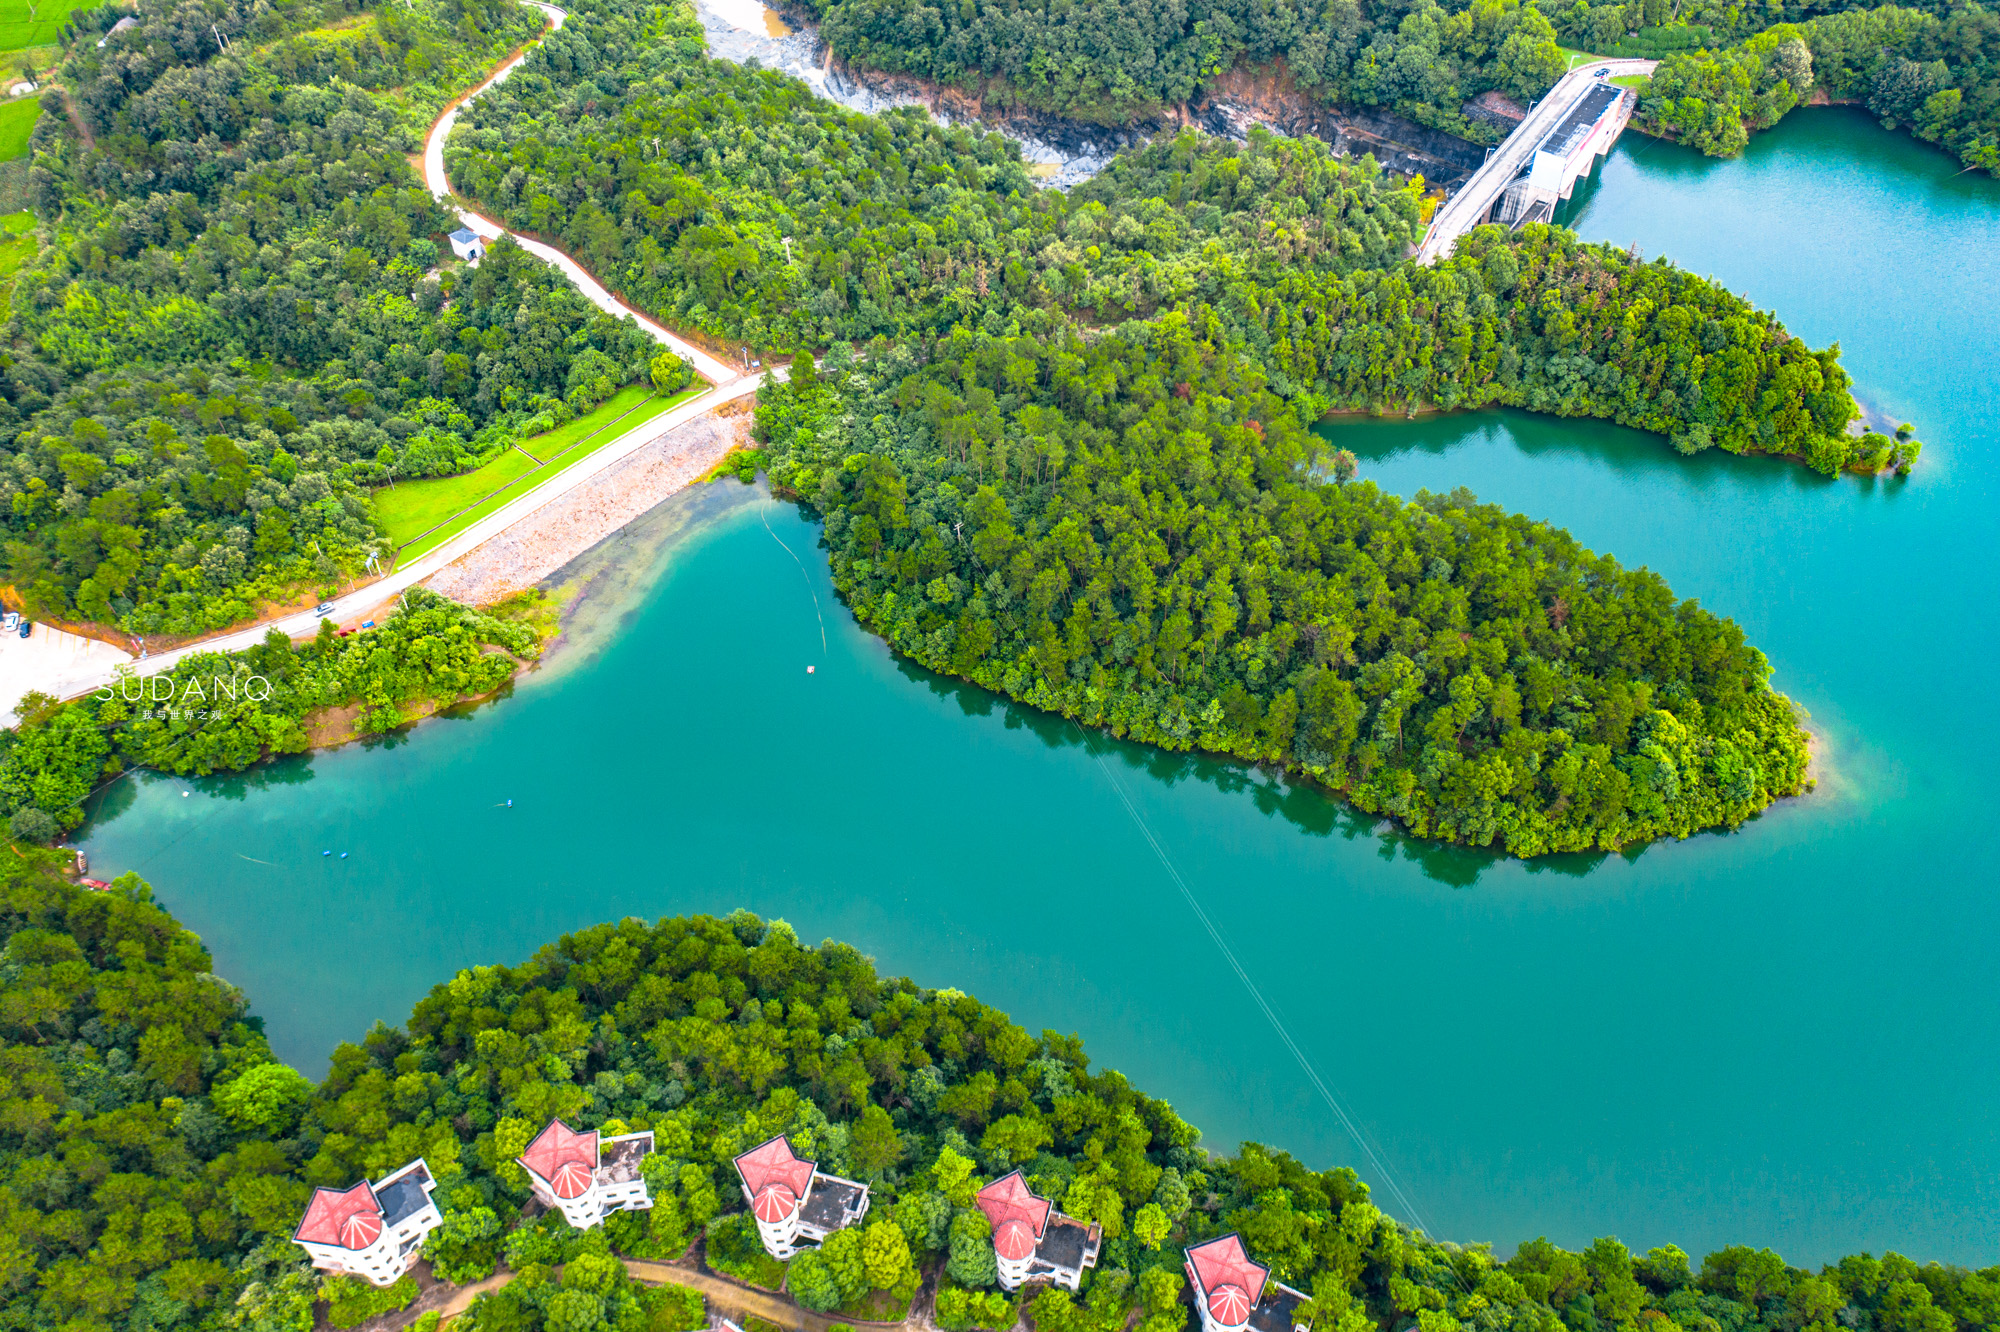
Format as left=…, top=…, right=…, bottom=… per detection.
left=0, top=0, right=106, bottom=51
left=0, top=98, right=37, bottom=159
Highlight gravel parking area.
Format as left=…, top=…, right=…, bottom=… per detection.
left=0, top=625, right=135, bottom=725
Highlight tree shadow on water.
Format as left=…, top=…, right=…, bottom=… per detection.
left=81, top=750, right=321, bottom=835
left=1318, top=407, right=1848, bottom=498
left=889, top=655, right=1612, bottom=890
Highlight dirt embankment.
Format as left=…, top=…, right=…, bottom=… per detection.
left=1195, top=61, right=1488, bottom=186
left=421, top=407, right=751, bottom=608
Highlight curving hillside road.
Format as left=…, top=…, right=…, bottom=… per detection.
left=1415, top=58, right=1657, bottom=265
left=423, top=2, right=741, bottom=387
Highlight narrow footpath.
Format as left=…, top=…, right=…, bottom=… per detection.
left=361, top=1258, right=903, bottom=1332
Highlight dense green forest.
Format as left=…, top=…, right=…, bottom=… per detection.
left=752, top=318, right=1811, bottom=856
left=0, top=586, right=544, bottom=839
left=807, top=0, right=1573, bottom=139
left=443, top=0, right=1865, bottom=471
left=0, top=0, right=670, bottom=635
left=8, top=900, right=1997, bottom=1332
left=1636, top=4, right=1999, bottom=174
left=0, top=852, right=320, bottom=1330
left=0, top=0, right=1915, bottom=662
left=442, top=5, right=1424, bottom=349
left=789, top=0, right=1994, bottom=156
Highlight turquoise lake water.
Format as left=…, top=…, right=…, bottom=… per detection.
left=78, top=109, right=1999, bottom=1267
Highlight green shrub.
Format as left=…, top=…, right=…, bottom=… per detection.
left=322, top=1274, right=419, bottom=1329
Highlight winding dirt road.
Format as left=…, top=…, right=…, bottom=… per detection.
left=422, top=3, right=741, bottom=387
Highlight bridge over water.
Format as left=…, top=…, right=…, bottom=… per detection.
left=1415, top=58, right=1658, bottom=265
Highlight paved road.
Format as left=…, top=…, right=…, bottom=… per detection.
left=1415, top=58, right=1657, bottom=265
left=423, top=3, right=742, bottom=387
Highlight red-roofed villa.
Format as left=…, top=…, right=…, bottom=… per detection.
left=732, top=1135, right=871, bottom=1259
left=517, top=1119, right=657, bottom=1229
left=1184, top=1235, right=1309, bottom=1332
left=974, top=1170, right=1101, bottom=1291
left=291, top=1160, right=441, bottom=1286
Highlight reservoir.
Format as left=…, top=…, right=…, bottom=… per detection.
left=79, top=109, right=1999, bottom=1267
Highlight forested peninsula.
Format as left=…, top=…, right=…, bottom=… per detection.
left=3, top=886, right=1995, bottom=1332
left=0, top=0, right=1876, bottom=858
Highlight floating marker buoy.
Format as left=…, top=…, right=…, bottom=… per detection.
left=322, top=850, right=331, bottom=857
left=181, top=791, right=190, bottom=797
left=340, top=853, right=348, bottom=859
left=807, top=665, right=815, bottom=674
left=506, top=799, right=513, bottom=807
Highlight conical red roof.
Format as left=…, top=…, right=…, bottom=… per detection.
left=549, top=1158, right=595, bottom=1199
left=519, top=1120, right=599, bottom=1199
left=733, top=1135, right=816, bottom=1200
left=1185, top=1235, right=1268, bottom=1328
left=975, top=1170, right=1052, bottom=1241
left=994, top=1217, right=1037, bottom=1261
left=293, top=1180, right=384, bottom=1250
left=1208, top=1284, right=1254, bottom=1325
left=338, top=1211, right=383, bottom=1249
left=754, top=1182, right=800, bottom=1223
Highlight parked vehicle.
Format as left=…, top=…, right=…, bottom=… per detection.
left=17, top=620, right=30, bottom=638
left=313, top=602, right=335, bottom=616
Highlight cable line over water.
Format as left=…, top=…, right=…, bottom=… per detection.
left=1069, top=720, right=1440, bottom=1239
left=761, top=501, right=828, bottom=654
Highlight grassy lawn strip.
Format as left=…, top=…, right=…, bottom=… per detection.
left=1611, top=73, right=1650, bottom=90
left=379, top=384, right=703, bottom=563
left=0, top=208, right=35, bottom=322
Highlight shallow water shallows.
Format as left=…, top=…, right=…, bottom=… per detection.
left=83, top=109, right=2000, bottom=1266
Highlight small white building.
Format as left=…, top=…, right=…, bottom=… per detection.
left=448, top=227, right=486, bottom=264
left=291, top=1159, right=443, bottom=1286
left=1185, top=1235, right=1310, bottom=1332
left=517, top=1119, right=656, bottom=1229
left=731, top=1134, right=871, bottom=1259
left=975, top=1170, right=1101, bottom=1291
